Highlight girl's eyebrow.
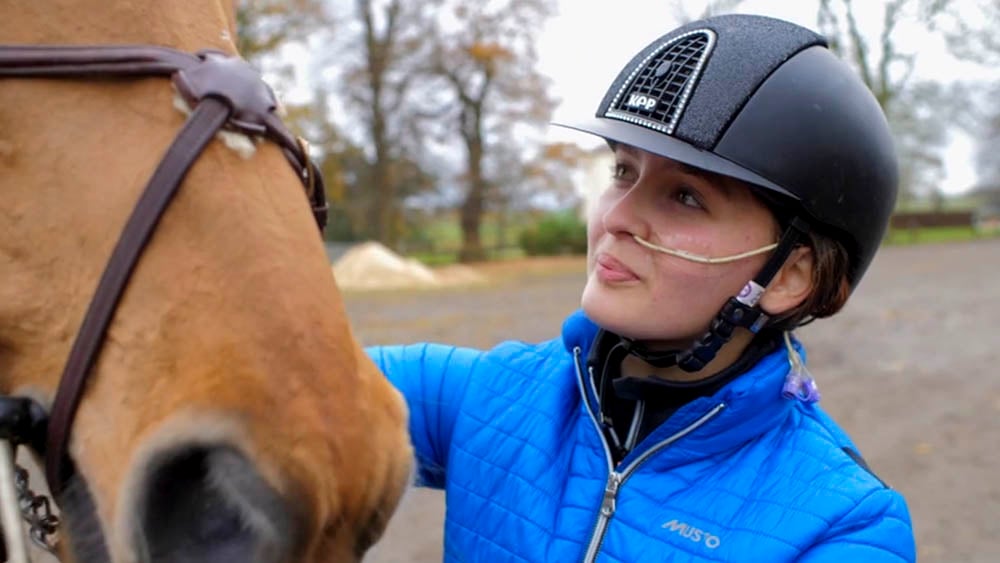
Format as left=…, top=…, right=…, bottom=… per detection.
left=615, top=143, right=638, bottom=156
left=675, top=162, right=738, bottom=200
left=614, top=144, right=739, bottom=199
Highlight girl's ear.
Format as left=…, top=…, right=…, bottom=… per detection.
left=759, top=246, right=814, bottom=316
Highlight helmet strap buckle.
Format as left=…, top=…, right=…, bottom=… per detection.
left=677, top=217, right=809, bottom=372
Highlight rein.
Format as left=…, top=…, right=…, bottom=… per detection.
left=0, top=43, right=329, bottom=558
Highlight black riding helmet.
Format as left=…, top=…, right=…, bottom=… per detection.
left=556, top=14, right=899, bottom=371
left=558, top=13, right=898, bottom=287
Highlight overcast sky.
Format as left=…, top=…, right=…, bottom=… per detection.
left=537, top=0, right=994, bottom=194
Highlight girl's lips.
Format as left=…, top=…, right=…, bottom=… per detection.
left=595, top=253, right=639, bottom=283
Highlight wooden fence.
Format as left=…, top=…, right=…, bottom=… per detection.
left=889, top=211, right=975, bottom=230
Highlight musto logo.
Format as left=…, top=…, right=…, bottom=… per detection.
left=662, top=519, right=721, bottom=549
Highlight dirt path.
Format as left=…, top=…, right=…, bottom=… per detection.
left=348, top=240, right=1000, bottom=563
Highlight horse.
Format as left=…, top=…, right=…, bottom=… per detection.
left=0, top=2, right=412, bottom=561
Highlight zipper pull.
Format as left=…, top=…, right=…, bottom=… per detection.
left=601, top=472, right=622, bottom=517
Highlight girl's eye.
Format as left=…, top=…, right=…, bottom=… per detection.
left=676, top=189, right=704, bottom=210
left=609, top=163, right=634, bottom=183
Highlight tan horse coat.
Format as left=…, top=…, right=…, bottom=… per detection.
left=0, top=2, right=411, bottom=561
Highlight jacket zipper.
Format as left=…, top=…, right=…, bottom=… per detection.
left=573, top=347, right=726, bottom=563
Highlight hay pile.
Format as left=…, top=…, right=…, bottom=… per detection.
left=332, top=241, right=485, bottom=291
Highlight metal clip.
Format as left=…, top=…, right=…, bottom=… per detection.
left=0, top=439, right=29, bottom=563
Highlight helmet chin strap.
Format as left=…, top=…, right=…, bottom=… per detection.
left=622, top=217, right=811, bottom=372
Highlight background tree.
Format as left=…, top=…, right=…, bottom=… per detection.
left=282, top=93, right=367, bottom=240
left=238, top=0, right=439, bottom=246
left=971, top=85, right=1000, bottom=197
left=235, top=0, right=331, bottom=85
left=938, top=0, right=998, bottom=65
left=485, top=141, right=586, bottom=252
left=424, top=0, right=557, bottom=262
left=816, top=0, right=953, bottom=205
left=330, top=0, right=439, bottom=248
left=289, top=90, right=438, bottom=243
left=516, top=142, right=587, bottom=210
left=938, top=0, right=1000, bottom=196
left=236, top=0, right=364, bottom=242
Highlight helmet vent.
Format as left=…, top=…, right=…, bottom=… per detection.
left=604, top=29, right=716, bottom=135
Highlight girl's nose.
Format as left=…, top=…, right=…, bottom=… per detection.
left=600, top=181, right=650, bottom=239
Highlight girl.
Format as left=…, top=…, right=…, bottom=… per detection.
left=370, top=13, right=916, bottom=562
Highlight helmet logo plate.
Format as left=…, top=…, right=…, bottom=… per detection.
left=605, top=29, right=716, bottom=134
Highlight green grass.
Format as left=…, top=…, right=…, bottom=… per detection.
left=411, top=246, right=525, bottom=266
left=401, top=210, right=547, bottom=264
left=408, top=212, right=999, bottom=263
left=416, top=215, right=533, bottom=250
left=885, top=226, right=997, bottom=245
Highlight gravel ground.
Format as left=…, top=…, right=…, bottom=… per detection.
left=348, top=239, right=1000, bottom=563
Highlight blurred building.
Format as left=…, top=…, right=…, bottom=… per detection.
left=575, top=146, right=614, bottom=222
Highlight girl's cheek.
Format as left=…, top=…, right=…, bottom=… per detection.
left=654, top=260, right=734, bottom=283
left=654, top=231, right=714, bottom=255
left=644, top=231, right=726, bottom=279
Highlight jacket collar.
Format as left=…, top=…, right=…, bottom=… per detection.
left=561, top=308, right=601, bottom=355
left=563, top=309, right=802, bottom=465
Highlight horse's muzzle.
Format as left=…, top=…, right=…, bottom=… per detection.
left=133, top=445, right=301, bottom=563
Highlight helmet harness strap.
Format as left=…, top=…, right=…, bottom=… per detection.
left=622, top=216, right=811, bottom=371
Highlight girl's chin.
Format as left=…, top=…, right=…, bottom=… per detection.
left=582, top=289, right=646, bottom=334
left=582, top=286, right=709, bottom=344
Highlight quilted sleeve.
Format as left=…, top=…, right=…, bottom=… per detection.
left=798, top=487, right=916, bottom=562
left=366, top=344, right=480, bottom=489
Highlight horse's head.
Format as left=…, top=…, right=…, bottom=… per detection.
left=0, top=2, right=412, bottom=561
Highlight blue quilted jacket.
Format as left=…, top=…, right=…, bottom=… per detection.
left=368, top=310, right=915, bottom=562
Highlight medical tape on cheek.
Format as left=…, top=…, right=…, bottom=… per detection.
left=631, top=234, right=778, bottom=265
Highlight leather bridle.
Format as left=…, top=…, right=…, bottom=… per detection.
left=0, top=43, right=328, bottom=522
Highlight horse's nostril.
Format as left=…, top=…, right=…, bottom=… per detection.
left=136, top=446, right=299, bottom=563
